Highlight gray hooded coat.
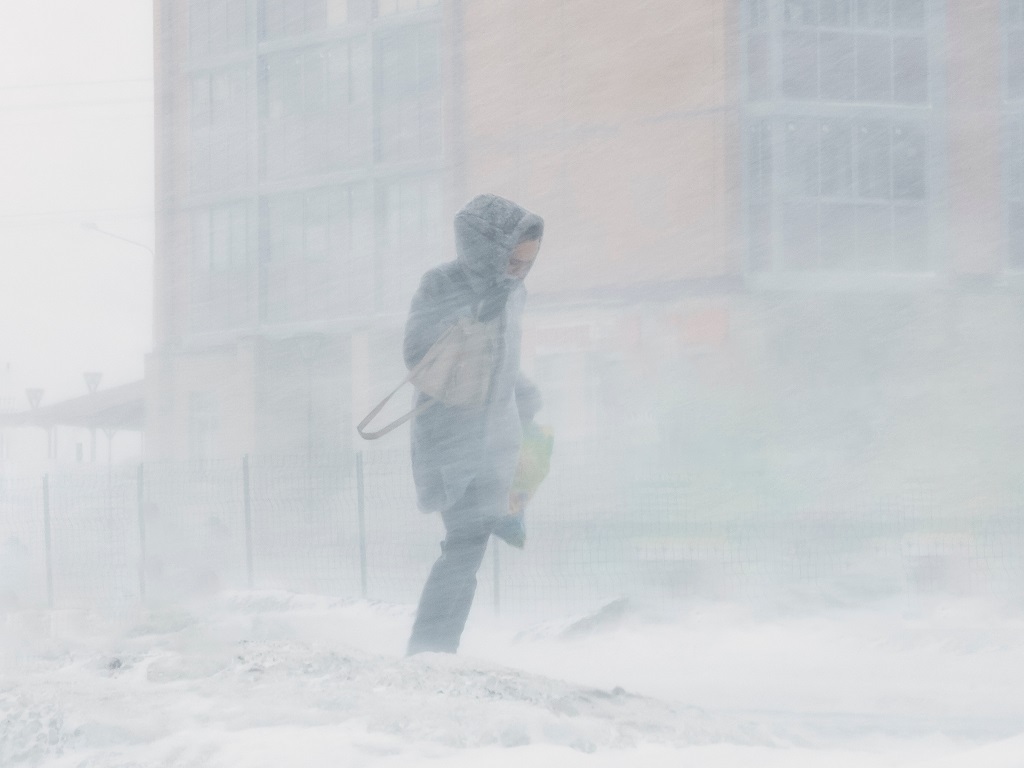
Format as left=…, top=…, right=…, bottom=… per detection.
left=404, top=195, right=544, bottom=519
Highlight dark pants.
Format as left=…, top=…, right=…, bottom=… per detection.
left=407, top=479, right=495, bottom=655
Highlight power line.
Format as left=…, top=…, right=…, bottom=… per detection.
left=0, top=96, right=153, bottom=113
left=0, top=78, right=152, bottom=92
left=0, top=206, right=155, bottom=222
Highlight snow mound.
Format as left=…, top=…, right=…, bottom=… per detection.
left=0, top=691, right=68, bottom=766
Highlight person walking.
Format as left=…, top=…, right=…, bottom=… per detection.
left=404, top=193, right=544, bottom=655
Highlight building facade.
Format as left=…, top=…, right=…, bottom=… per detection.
left=150, top=0, right=1024, bottom=507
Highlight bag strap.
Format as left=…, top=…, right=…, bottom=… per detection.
left=356, top=323, right=457, bottom=440
left=356, top=375, right=434, bottom=440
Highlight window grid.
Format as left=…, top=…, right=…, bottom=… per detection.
left=376, top=175, right=443, bottom=311
left=1008, top=119, right=1024, bottom=269
left=747, top=0, right=929, bottom=105
left=185, top=0, right=445, bottom=327
left=742, top=0, right=935, bottom=273
left=189, top=0, right=250, bottom=60
left=259, top=41, right=373, bottom=180
left=190, top=67, right=252, bottom=193
left=375, top=0, right=439, bottom=19
left=260, top=0, right=363, bottom=40
left=1007, top=0, right=1024, bottom=102
left=262, top=185, right=377, bottom=322
left=190, top=202, right=255, bottom=333
left=375, top=24, right=443, bottom=163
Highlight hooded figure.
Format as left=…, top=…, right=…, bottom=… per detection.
left=405, top=193, right=544, bottom=655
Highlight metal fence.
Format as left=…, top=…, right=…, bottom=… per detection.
left=1, top=446, right=1023, bottom=618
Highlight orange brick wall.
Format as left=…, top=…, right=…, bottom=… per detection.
left=457, top=0, right=741, bottom=294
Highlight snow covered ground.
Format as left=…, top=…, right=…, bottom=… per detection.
left=3, top=591, right=1024, bottom=767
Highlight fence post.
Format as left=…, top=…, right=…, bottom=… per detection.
left=492, top=541, right=501, bottom=616
left=356, top=451, right=368, bottom=599
left=243, top=454, right=254, bottom=590
left=42, top=474, right=53, bottom=610
left=136, top=464, right=146, bottom=601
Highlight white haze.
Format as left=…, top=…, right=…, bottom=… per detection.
left=2, top=2, right=1024, bottom=767
left=0, top=0, right=153, bottom=402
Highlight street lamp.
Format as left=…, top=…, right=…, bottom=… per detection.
left=81, top=221, right=155, bottom=257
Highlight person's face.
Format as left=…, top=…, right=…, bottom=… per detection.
left=507, top=239, right=541, bottom=280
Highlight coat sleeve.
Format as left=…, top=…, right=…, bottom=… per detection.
left=515, top=373, right=543, bottom=422
left=404, top=268, right=470, bottom=370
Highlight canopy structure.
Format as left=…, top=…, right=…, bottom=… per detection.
left=0, top=380, right=144, bottom=431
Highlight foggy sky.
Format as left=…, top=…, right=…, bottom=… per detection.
left=0, top=0, right=154, bottom=404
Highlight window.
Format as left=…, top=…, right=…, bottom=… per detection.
left=266, top=185, right=373, bottom=263
left=376, top=175, right=442, bottom=309
left=375, top=0, right=438, bottom=18
left=260, top=0, right=364, bottom=40
left=1008, top=0, right=1024, bottom=101
left=191, top=67, right=251, bottom=192
left=375, top=24, right=442, bottom=163
left=743, top=0, right=934, bottom=273
left=1009, top=119, right=1024, bottom=268
left=190, top=203, right=254, bottom=332
left=189, top=0, right=249, bottom=59
left=260, top=41, right=372, bottom=179
left=746, top=0, right=930, bottom=105
left=262, top=185, right=375, bottom=321
left=193, top=203, right=251, bottom=272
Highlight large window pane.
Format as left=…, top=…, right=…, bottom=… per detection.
left=748, top=0, right=769, bottom=28
left=1009, top=120, right=1024, bottom=200
left=857, top=0, right=889, bottom=29
left=820, top=0, right=854, bottom=27
left=747, top=32, right=771, bottom=100
left=1010, top=203, right=1024, bottom=268
left=782, top=201, right=819, bottom=268
left=1010, top=0, right=1024, bottom=26
left=893, top=36, right=928, bottom=103
left=819, top=31, right=856, bottom=100
left=891, top=0, right=925, bottom=29
left=892, top=123, right=926, bottom=199
left=304, top=50, right=327, bottom=113
left=190, top=0, right=247, bottom=58
left=211, top=207, right=232, bottom=271
left=191, top=74, right=211, bottom=126
left=305, top=191, right=330, bottom=262
left=376, top=25, right=442, bottom=162
left=748, top=120, right=773, bottom=199
left=856, top=34, right=893, bottom=101
left=857, top=121, right=892, bottom=198
left=785, top=118, right=820, bottom=196
left=819, top=202, right=857, bottom=267
left=820, top=119, right=854, bottom=196
left=376, top=0, right=437, bottom=16
left=781, top=31, right=819, bottom=98
left=231, top=204, right=249, bottom=266
left=189, top=0, right=211, bottom=58
left=748, top=203, right=773, bottom=270
left=1009, top=30, right=1024, bottom=101
left=784, top=0, right=816, bottom=25
left=268, top=196, right=303, bottom=261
